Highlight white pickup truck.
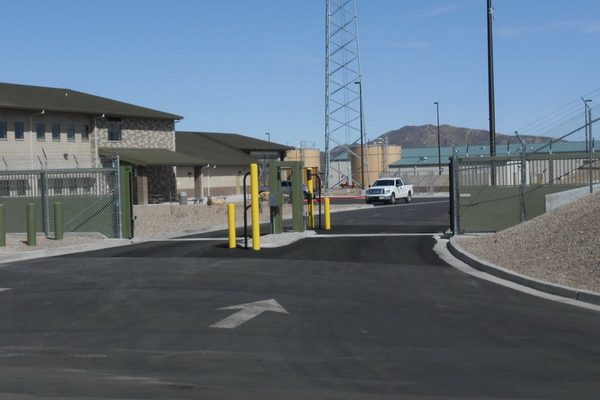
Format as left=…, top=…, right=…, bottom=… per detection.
left=365, top=177, right=413, bottom=204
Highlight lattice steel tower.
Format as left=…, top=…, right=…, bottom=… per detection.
left=325, top=0, right=366, bottom=190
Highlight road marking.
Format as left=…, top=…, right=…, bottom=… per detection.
left=210, top=299, right=288, bottom=329
left=315, top=233, right=439, bottom=238
left=369, top=199, right=448, bottom=208
left=0, top=288, right=10, bottom=293
left=134, top=238, right=227, bottom=242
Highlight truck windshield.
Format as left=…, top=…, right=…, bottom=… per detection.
left=372, top=180, right=394, bottom=187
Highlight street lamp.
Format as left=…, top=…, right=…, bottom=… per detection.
left=354, top=81, right=365, bottom=188
left=434, top=102, right=441, bottom=175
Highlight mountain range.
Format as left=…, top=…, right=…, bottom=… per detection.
left=375, top=124, right=556, bottom=148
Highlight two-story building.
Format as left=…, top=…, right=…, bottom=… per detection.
left=0, top=82, right=207, bottom=204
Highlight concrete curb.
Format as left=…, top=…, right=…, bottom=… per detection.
left=0, top=239, right=133, bottom=265
left=447, top=237, right=600, bottom=306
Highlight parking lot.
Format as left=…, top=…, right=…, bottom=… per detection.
left=0, top=198, right=599, bottom=399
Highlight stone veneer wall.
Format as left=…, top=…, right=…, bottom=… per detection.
left=95, top=117, right=175, bottom=150
left=147, top=166, right=177, bottom=202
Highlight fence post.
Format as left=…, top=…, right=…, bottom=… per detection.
left=54, top=202, right=63, bottom=240
left=114, top=156, right=123, bottom=239
left=27, top=203, right=36, bottom=246
left=449, top=157, right=458, bottom=234
left=519, top=149, right=527, bottom=223
left=589, top=108, right=594, bottom=193
left=0, top=204, right=5, bottom=247
left=40, top=168, right=50, bottom=236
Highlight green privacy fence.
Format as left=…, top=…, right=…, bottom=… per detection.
left=451, top=152, right=599, bottom=234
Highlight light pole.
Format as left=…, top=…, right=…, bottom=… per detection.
left=434, top=102, right=441, bottom=175
left=582, top=98, right=592, bottom=152
left=487, top=0, right=497, bottom=186
left=265, top=132, right=271, bottom=142
left=354, top=81, right=365, bottom=188
left=487, top=0, right=496, bottom=156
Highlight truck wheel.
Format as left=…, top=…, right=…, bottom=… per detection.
left=405, top=192, right=412, bottom=203
left=389, top=193, right=396, bottom=204
left=366, top=198, right=372, bottom=204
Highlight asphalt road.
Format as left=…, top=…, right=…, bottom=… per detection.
left=0, top=198, right=599, bottom=399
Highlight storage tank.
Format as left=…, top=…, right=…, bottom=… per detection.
left=286, top=148, right=321, bottom=171
left=350, top=143, right=401, bottom=187
left=285, top=148, right=321, bottom=183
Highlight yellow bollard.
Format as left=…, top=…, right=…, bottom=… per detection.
left=324, top=197, right=331, bottom=230
left=250, top=163, right=260, bottom=251
left=307, top=177, right=314, bottom=229
left=227, top=203, right=236, bottom=249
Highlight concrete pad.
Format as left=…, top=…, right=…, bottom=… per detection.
left=250, top=230, right=317, bottom=248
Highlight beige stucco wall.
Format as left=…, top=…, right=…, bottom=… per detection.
left=0, top=109, right=94, bottom=169
left=176, top=165, right=248, bottom=199
left=0, top=109, right=176, bottom=170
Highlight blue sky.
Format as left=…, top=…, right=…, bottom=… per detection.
left=1, top=0, right=598, bottom=148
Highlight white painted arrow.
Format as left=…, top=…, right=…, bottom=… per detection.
left=210, top=299, right=288, bottom=329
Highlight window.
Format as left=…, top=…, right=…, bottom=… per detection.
left=0, top=121, right=6, bottom=140
left=14, top=122, right=24, bottom=140
left=52, top=123, right=61, bottom=141
left=66, top=124, right=75, bottom=142
left=50, top=178, right=63, bottom=195
left=107, top=117, right=122, bottom=141
left=36, top=123, right=45, bottom=141
left=81, top=125, right=89, bottom=141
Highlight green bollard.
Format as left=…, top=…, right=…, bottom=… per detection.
left=54, top=202, right=63, bottom=240
left=0, top=204, right=5, bottom=247
left=27, top=203, right=36, bottom=246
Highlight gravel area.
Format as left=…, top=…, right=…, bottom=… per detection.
left=455, top=190, right=600, bottom=293
left=132, top=202, right=276, bottom=238
left=0, top=232, right=107, bottom=255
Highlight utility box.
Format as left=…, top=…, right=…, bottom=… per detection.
left=268, top=161, right=304, bottom=234
left=179, top=192, right=188, bottom=205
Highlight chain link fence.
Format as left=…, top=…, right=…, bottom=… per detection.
left=0, top=155, right=122, bottom=238
left=451, top=152, right=599, bottom=234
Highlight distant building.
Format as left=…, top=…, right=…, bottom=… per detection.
left=388, top=141, right=590, bottom=193
left=175, top=131, right=291, bottom=200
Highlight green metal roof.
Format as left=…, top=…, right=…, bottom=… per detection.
left=179, top=131, right=292, bottom=152
left=0, top=82, right=182, bottom=120
left=99, top=148, right=207, bottom=166
left=175, top=132, right=256, bottom=166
